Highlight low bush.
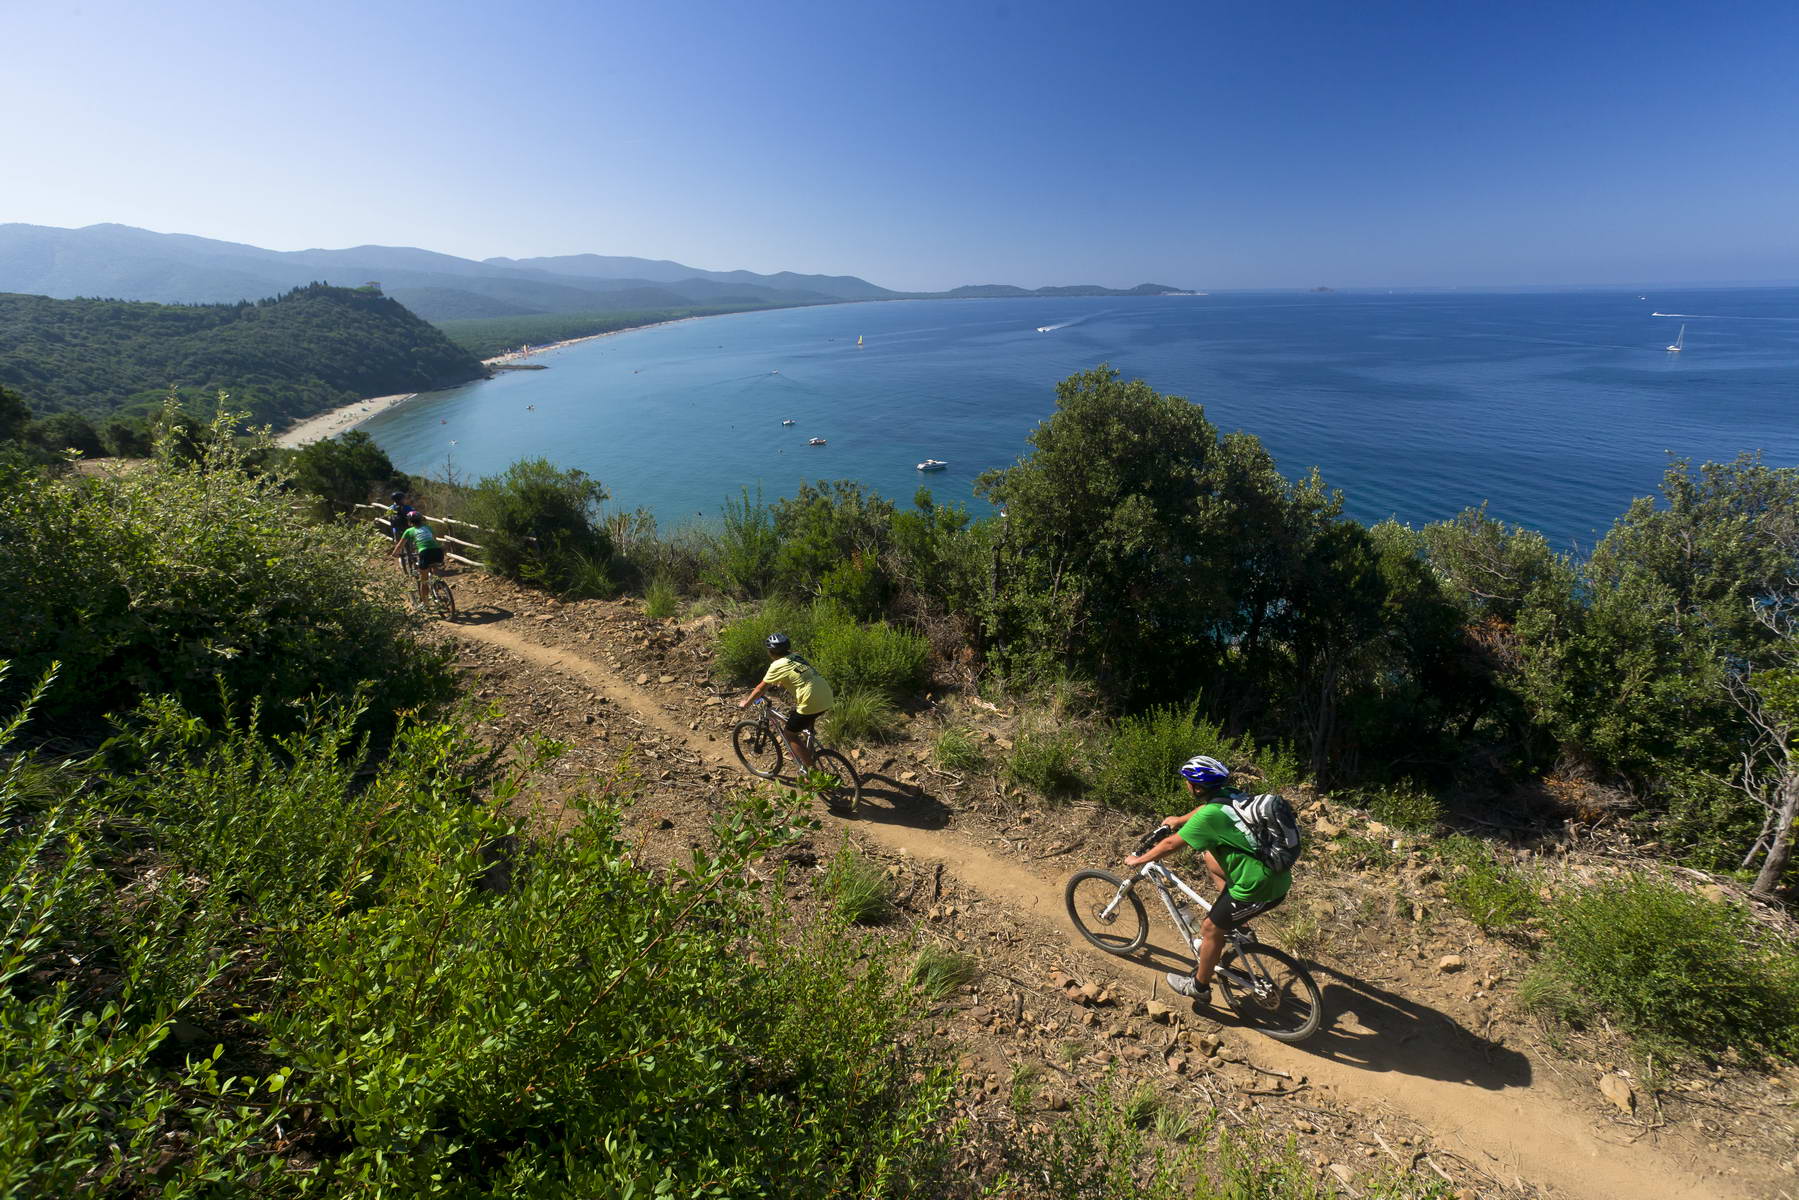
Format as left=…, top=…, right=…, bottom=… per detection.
left=825, top=686, right=900, bottom=744
left=909, top=944, right=979, bottom=999
left=1093, top=702, right=1299, bottom=816
left=810, top=608, right=930, bottom=701
left=820, top=845, right=894, bottom=925
left=1, top=690, right=959, bottom=1195
left=932, top=726, right=987, bottom=773
left=1008, top=727, right=1088, bottom=800
left=1531, top=875, right=1799, bottom=1060
left=468, top=456, right=615, bottom=597
left=1367, top=784, right=1443, bottom=832
left=715, top=601, right=816, bottom=684
left=1439, top=836, right=1536, bottom=933
left=643, top=572, right=678, bottom=618
left=0, top=407, right=449, bottom=737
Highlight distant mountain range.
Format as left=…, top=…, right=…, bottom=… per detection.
left=0, top=224, right=1192, bottom=320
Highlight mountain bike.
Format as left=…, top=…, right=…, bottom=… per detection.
left=732, top=697, right=862, bottom=813
left=421, top=572, right=456, bottom=621
left=1065, top=825, right=1324, bottom=1042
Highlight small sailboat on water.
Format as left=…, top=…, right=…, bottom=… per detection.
left=856, top=335, right=864, bottom=348
left=1666, top=324, right=1686, bottom=353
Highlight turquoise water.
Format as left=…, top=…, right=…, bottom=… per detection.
left=358, top=290, right=1799, bottom=550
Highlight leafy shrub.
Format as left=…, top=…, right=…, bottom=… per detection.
left=825, top=686, right=900, bottom=744
left=932, top=726, right=987, bottom=773
left=643, top=572, right=678, bottom=618
left=909, top=944, right=978, bottom=999
left=1439, top=836, right=1535, bottom=933
left=1367, top=784, right=1443, bottom=832
left=715, top=601, right=816, bottom=685
left=1094, top=702, right=1298, bottom=816
left=288, top=429, right=401, bottom=512
left=0, top=408, right=449, bottom=736
left=1532, top=875, right=1799, bottom=1059
left=811, top=608, right=930, bottom=701
left=1008, top=727, right=1088, bottom=800
left=468, top=456, right=614, bottom=596
left=704, top=487, right=778, bottom=598
left=821, top=845, right=894, bottom=925
left=1, top=692, right=958, bottom=1195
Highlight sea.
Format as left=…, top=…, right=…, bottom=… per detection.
left=356, top=289, right=1799, bottom=551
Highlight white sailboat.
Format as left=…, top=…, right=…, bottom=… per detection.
left=1666, top=324, right=1686, bottom=353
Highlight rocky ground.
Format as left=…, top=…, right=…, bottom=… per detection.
left=411, top=565, right=1799, bottom=1200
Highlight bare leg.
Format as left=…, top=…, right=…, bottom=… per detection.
left=1194, top=917, right=1226, bottom=986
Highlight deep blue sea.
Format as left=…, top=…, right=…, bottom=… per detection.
left=358, top=289, right=1799, bottom=551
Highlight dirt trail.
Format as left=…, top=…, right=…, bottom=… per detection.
left=449, top=616, right=1756, bottom=1200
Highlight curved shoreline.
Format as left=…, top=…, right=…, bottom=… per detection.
left=273, top=313, right=720, bottom=448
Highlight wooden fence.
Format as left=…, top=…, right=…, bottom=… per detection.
left=355, top=503, right=490, bottom=570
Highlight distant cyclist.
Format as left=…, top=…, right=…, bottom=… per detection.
left=385, top=491, right=417, bottom=544
left=390, top=511, right=445, bottom=607
left=1123, top=755, right=1291, bottom=1002
left=737, top=632, right=834, bottom=771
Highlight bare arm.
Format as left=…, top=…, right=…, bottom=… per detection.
left=1123, top=831, right=1187, bottom=867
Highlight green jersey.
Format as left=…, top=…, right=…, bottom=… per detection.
left=1176, top=798, right=1292, bottom=902
left=402, top=524, right=438, bottom=553
left=761, top=654, right=833, bottom=715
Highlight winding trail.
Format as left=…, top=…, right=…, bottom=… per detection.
left=450, top=616, right=1752, bottom=1200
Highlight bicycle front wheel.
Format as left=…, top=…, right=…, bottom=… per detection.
left=1065, top=870, right=1148, bottom=954
left=429, top=577, right=456, bottom=621
left=809, top=748, right=862, bottom=813
left=1216, top=943, right=1324, bottom=1043
left=732, top=720, right=783, bottom=779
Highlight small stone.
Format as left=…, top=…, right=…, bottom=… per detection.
left=1437, top=955, right=1466, bottom=973
left=658, top=674, right=675, bottom=684
left=1143, top=999, right=1176, bottom=1023
left=1328, top=1164, right=1355, bottom=1186
left=635, top=673, right=650, bottom=685
left=1295, top=1119, right=1318, bottom=1133
left=1599, top=1072, right=1637, bottom=1114
left=901, top=770, right=918, bottom=783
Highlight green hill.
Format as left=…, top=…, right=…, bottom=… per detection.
left=0, top=283, right=487, bottom=427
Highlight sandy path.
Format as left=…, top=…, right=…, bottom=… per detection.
left=445, top=615, right=1753, bottom=1200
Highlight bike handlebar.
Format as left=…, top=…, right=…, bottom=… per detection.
left=1133, top=824, right=1174, bottom=856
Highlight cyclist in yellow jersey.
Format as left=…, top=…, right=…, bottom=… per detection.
left=737, top=632, right=834, bottom=770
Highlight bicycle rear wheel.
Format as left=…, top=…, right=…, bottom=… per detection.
left=1065, top=870, right=1149, bottom=954
left=429, top=577, right=456, bottom=621
left=731, top=719, right=783, bottom=779
left=808, top=748, right=862, bottom=813
left=1216, top=942, right=1323, bottom=1042
left=400, top=547, right=417, bottom=577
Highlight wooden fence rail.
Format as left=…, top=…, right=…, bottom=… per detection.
left=355, top=503, right=490, bottom=570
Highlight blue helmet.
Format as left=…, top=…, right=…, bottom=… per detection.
left=1178, top=755, right=1230, bottom=787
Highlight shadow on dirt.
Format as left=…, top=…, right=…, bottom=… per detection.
left=1118, top=935, right=1531, bottom=1090
left=452, top=604, right=515, bottom=627
left=843, top=774, right=953, bottom=830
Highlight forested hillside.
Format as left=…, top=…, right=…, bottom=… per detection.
left=0, top=284, right=486, bottom=425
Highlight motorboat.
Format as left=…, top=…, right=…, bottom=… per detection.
left=916, top=458, right=949, bottom=471
left=808, top=437, right=827, bottom=446
left=781, top=419, right=795, bottom=425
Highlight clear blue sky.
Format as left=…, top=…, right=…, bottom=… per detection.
left=4, top=0, right=1796, bottom=291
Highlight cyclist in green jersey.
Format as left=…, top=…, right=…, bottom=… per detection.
left=1123, top=755, right=1292, bottom=1001
left=737, top=632, right=834, bottom=770
left=390, top=511, right=445, bottom=606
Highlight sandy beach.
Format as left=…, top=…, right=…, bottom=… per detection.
left=274, top=392, right=420, bottom=448
left=273, top=313, right=723, bottom=448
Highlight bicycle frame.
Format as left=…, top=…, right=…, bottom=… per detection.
left=1106, top=860, right=1267, bottom=990
left=751, top=696, right=818, bottom=756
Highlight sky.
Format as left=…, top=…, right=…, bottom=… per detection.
left=3, top=0, right=1797, bottom=292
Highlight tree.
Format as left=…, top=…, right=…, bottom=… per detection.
left=290, top=430, right=400, bottom=512
left=28, top=412, right=103, bottom=457
left=0, top=386, right=29, bottom=444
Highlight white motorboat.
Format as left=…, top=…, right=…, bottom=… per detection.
left=916, top=458, right=949, bottom=471
left=781, top=419, right=795, bottom=425
left=808, top=437, right=827, bottom=446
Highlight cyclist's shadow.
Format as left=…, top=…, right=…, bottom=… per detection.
left=841, top=772, right=953, bottom=830
left=1119, top=934, right=1530, bottom=1091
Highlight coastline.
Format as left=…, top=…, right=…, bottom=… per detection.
left=272, top=313, right=721, bottom=448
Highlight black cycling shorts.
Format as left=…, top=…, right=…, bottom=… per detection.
left=784, top=709, right=822, bottom=737
left=417, top=546, right=446, bottom=569
left=1208, top=890, right=1283, bottom=931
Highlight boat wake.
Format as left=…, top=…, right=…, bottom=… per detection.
left=1034, top=310, right=1112, bottom=334
left=1653, top=312, right=1799, bottom=321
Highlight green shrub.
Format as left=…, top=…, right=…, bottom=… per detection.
left=825, top=686, right=900, bottom=744
left=821, top=845, right=894, bottom=925
left=0, top=407, right=449, bottom=737
left=1008, top=727, right=1088, bottom=799
left=932, top=726, right=987, bottom=773
left=1367, top=784, right=1443, bottom=832
left=1094, top=702, right=1299, bottom=816
left=643, top=572, right=678, bottom=618
left=810, top=608, right=930, bottom=701
left=909, top=944, right=978, bottom=999
left=704, top=487, right=778, bottom=598
left=1, top=691, right=958, bottom=1195
left=468, top=456, right=614, bottom=596
left=1534, top=875, right=1799, bottom=1059
left=715, top=601, right=816, bottom=685
left=289, top=429, right=400, bottom=512
left=1439, top=836, right=1535, bottom=933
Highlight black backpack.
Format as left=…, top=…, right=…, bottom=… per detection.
left=1228, top=792, right=1303, bottom=872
